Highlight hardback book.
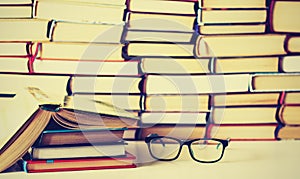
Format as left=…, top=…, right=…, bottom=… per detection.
left=124, top=34, right=288, bottom=58
left=285, top=36, right=300, bottom=53
left=31, top=142, right=126, bottom=159
left=142, top=74, right=249, bottom=94
left=0, top=42, right=31, bottom=57
left=278, top=105, right=300, bottom=125
left=44, top=0, right=126, bottom=6
left=0, top=74, right=68, bottom=99
left=36, top=42, right=125, bottom=60
left=214, top=56, right=279, bottom=73
left=30, top=58, right=140, bottom=76
left=123, top=30, right=196, bottom=43
left=198, top=9, right=267, bottom=24
left=0, top=5, right=32, bottom=18
left=34, top=0, right=126, bottom=24
left=67, top=75, right=142, bottom=94
left=140, top=112, right=208, bottom=124
left=200, top=34, right=287, bottom=57
left=284, top=92, right=300, bottom=105
left=270, top=0, right=300, bottom=33
left=126, top=12, right=196, bottom=32
left=0, top=57, right=29, bottom=73
left=49, top=21, right=124, bottom=44
left=0, top=19, right=50, bottom=42
left=139, top=56, right=279, bottom=74
left=0, top=0, right=33, bottom=4
left=210, top=106, right=278, bottom=124
left=207, top=124, right=278, bottom=141
left=37, top=128, right=126, bottom=146
left=275, top=125, right=300, bottom=140
left=127, top=0, right=197, bottom=15
left=198, top=24, right=266, bottom=35
left=23, top=152, right=136, bottom=173
left=198, top=0, right=266, bottom=8
left=212, top=92, right=281, bottom=106
left=141, top=94, right=210, bottom=112
left=250, top=73, right=300, bottom=92
left=69, top=94, right=141, bottom=112
left=140, top=57, right=210, bottom=74
left=281, top=56, right=300, bottom=73
left=0, top=103, right=139, bottom=172
left=138, top=124, right=207, bottom=140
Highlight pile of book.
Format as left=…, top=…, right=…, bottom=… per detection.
left=0, top=0, right=139, bottom=173
left=1, top=0, right=300, bottom=174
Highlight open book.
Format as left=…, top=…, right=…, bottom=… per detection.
left=0, top=88, right=139, bottom=172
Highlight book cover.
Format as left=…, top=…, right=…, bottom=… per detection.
left=23, top=152, right=136, bottom=173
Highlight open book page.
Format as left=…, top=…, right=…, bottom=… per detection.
left=0, top=90, right=39, bottom=150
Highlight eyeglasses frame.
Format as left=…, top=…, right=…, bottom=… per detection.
left=145, top=134, right=229, bottom=163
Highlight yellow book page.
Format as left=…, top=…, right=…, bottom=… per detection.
left=285, top=92, right=300, bottom=104
left=35, top=1, right=125, bottom=24
left=199, top=24, right=266, bottom=34
left=0, top=74, right=69, bottom=104
left=281, top=56, right=300, bottom=72
left=141, top=112, right=207, bottom=124
left=64, top=95, right=139, bottom=120
left=215, top=57, right=279, bottom=73
left=201, top=34, right=286, bottom=57
left=38, top=42, right=124, bottom=60
left=33, top=60, right=139, bottom=75
left=212, top=107, right=277, bottom=124
left=0, top=6, right=31, bottom=18
left=201, top=10, right=267, bottom=23
left=210, top=125, right=275, bottom=139
left=0, top=19, right=49, bottom=42
left=213, top=93, right=280, bottom=106
left=280, top=106, right=300, bottom=125
left=52, top=22, right=124, bottom=43
left=129, top=0, right=195, bottom=14
left=287, top=36, right=300, bottom=53
left=145, top=74, right=249, bottom=94
left=0, top=91, right=39, bottom=150
left=252, top=74, right=300, bottom=91
left=127, top=43, right=195, bottom=57
left=37, top=0, right=126, bottom=6
left=199, top=0, right=266, bottom=8
left=125, top=30, right=194, bottom=43
left=0, top=58, right=28, bottom=73
left=0, top=43, right=28, bottom=56
left=145, top=95, right=210, bottom=112
left=0, top=0, right=32, bottom=4
left=141, top=58, right=210, bottom=74
left=128, top=13, right=195, bottom=31
left=277, top=126, right=300, bottom=139
left=71, top=76, right=141, bottom=93
left=72, top=94, right=141, bottom=110
left=272, top=1, right=300, bottom=33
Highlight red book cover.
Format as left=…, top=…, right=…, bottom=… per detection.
left=24, top=152, right=136, bottom=173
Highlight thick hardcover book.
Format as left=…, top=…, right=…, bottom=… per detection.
left=270, top=0, right=300, bottom=33
left=138, top=124, right=207, bottom=140
left=141, top=74, right=249, bottom=94
left=23, top=152, right=136, bottom=173
left=207, top=123, right=278, bottom=141
left=31, top=142, right=126, bottom=159
left=275, top=125, right=300, bottom=140
left=34, top=0, right=126, bottom=24
left=127, top=0, right=196, bottom=15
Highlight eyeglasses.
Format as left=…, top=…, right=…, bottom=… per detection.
left=145, top=134, right=229, bottom=163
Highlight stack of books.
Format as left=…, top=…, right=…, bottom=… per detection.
left=0, top=0, right=139, bottom=173
left=1, top=0, right=300, bottom=174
